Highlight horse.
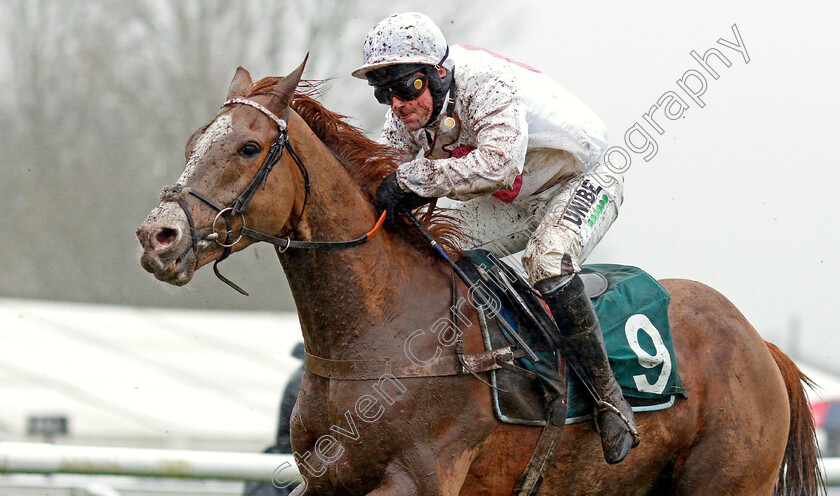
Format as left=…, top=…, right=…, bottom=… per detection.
left=136, top=58, right=823, bottom=495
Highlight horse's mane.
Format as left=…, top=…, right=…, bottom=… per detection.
left=247, top=77, right=462, bottom=256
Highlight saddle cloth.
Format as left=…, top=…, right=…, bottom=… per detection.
left=456, top=250, right=687, bottom=426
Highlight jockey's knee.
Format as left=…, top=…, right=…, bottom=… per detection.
left=524, top=171, right=622, bottom=286
left=522, top=233, right=582, bottom=287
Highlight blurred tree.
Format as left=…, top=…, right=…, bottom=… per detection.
left=0, top=0, right=515, bottom=310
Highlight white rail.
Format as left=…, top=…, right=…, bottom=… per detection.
left=824, top=457, right=840, bottom=486
left=2, top=442, right=840, bottom=486
left=0, top=443, right=299, bottom=483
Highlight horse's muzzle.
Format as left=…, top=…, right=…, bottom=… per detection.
left=137, top=203, right=196, bottom=285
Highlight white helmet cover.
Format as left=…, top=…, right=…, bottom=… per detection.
left=352, top=12, right=448, bottom=80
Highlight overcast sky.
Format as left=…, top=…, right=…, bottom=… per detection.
left=496, top=1, right=840, bottom=369
left=327, top=1, right=840, bottom=370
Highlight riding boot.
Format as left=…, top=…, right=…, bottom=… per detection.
left=535, top=273, right=640, bottom=464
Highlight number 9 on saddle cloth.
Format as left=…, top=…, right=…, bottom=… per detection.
left=455, top=249, right=686, bottom=427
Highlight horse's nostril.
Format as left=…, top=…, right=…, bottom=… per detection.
left=154, top=227, right=179, bottom=249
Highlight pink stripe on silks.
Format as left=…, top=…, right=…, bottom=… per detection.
left=493, top=174, right=523, bottom=203
left=450, top=145, right=476, bottom=159
left=456, top=44, right=542, bottom=73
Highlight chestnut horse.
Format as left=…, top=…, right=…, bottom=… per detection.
left=136, top=59, right=822, bottom=495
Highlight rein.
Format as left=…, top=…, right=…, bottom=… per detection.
left=163, top=98, right=386, bottom=295
left=164, top=97, right=536, bottom=394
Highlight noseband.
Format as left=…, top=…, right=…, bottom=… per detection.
left=162, top=98, right=385, bottom=295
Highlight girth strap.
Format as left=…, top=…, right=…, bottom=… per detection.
left=513, top=422, right=564, bottom=496
left=304, top=346, right=519, bottom=381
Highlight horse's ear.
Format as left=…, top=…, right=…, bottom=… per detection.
left=268, top=53, right=309, bottom=115
left=227, top=67, right=253, bottom=100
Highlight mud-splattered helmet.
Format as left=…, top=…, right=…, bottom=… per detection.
left=353, top=13, right=454, bottom=127
left=352, top=12, right=449, bottom=83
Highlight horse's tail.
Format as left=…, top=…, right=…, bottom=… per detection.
left=765, top=341, right=825, bottom=496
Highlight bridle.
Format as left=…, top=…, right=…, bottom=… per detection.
left=162, top=97, right=385, bottom=295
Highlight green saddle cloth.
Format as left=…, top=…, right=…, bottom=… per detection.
left=565, top=264, right=687, bottom=422
left=460, top=249, right=687, bottom=425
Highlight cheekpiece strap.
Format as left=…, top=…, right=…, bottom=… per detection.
left=222, top=98, right=287, bottom=131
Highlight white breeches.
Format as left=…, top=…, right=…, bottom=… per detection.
left=442, top=163, right=624, bottom=286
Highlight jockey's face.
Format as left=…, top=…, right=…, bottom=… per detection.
left=387, top=73, right=434, bottom=132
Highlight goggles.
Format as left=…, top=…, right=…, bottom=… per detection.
left=373, top=74, right=428, bottom=105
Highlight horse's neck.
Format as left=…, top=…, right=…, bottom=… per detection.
left=279, top=119, right=449, bottom=359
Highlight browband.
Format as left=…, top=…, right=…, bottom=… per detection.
left=222, top=98, right=287, bottom=131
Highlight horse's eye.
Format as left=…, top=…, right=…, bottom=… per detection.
left=239, top=144, right=260, bottom=158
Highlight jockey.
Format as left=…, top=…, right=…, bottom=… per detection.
left=353, top=12, right=638, bottom=464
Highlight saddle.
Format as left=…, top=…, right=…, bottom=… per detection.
left=455, top=250, right=566, bottom=425
left=456, top=250, right=685, bottom=428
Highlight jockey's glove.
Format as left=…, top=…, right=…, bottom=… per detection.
left=375, top=172, right=435, bottom=227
